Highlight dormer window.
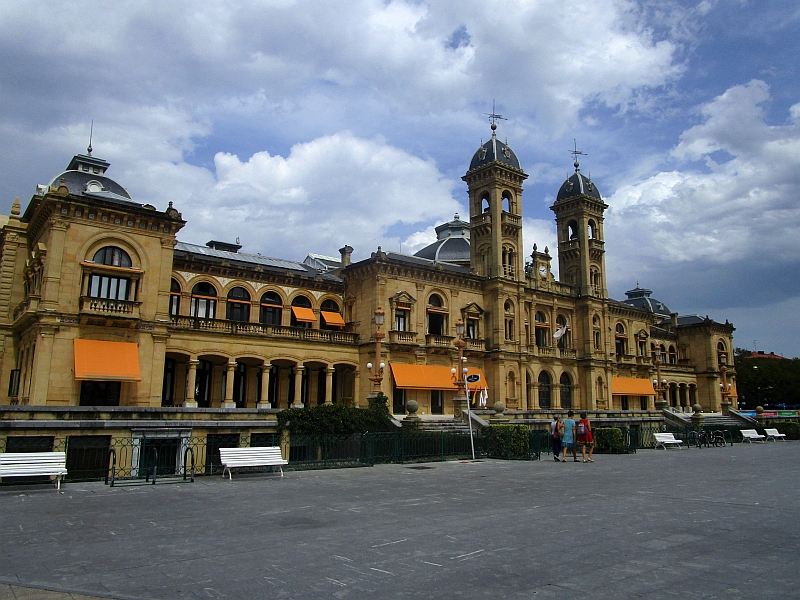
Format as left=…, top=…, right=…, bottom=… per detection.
left=86, top=181, right=103, bottom=193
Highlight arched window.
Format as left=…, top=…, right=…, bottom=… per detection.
left=502, top=192, right=512, bottom=213
left=226, top=286, right=251, bottom=322
left=593, top=315, right=601, bottom=350
left=93, top=246, right=132, bottom=268
left=504, top=300, right=514, bottom=341
left=668, top=345, right=677, bottom=365
left=190, top=282, right=217, bottom=319
left=659, top=344, right=667, bottom=363
left=169, top=279, right=181, bottom=318
left=534, top=311, right=549, bottom=347
left=538, top=371, right=551, bottom=409
left=481, top=195, right=490, bottom=213
left=506, top=371, right=516, bottom=400
left=290, top=295, right=314, bottom=328
left=427, top=294, right=447, bottom=336
left=320, top=299, right=344, bottom=330
left=588, top=219, right=597, bottom=240
left=560, top=372, right=572, bottom=409
left=717, top=340, right=728, bottom=366
left=615, top=323, right=628, bottom=357
left=86, top=246, right=134, bottom=301
left=555, top=314, right=569, bottom=349
left=567, top=220, right=579, bottom=241
left=260, top=291, right=283, bottom=326
left=502, top=246, right=515, bottom=278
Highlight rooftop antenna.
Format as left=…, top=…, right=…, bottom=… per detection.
left=485, top=99, right=506, bottom=133
left=569, top=139, right=586, bottom=171
left=87, top=120, right=94, bottom=156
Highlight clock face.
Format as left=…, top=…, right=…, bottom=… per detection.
left=539, top=264, right=547, bottom=276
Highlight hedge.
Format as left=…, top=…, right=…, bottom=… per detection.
left=485, top=424, right=531, bottom=459
left=592, top=427, right=625, bottom=453
left=276, top=394, right=396, bottom=434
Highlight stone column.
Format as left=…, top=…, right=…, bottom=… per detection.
left=223, top=361, right=236, bottom=408
left=325, top=366, right=334, bottom=404
left=551, top=384, right=561, bottom=410
left=353, top=369, right=361, bottom=407
left=292, top=366, right=305, bottom=408
left=257, top=363, right=272, bottom=409
left=29, top=328, right=55, bottom=405
left=531, top=383, right=540, bottom=410
left=185, top=358, right=199, bottom=408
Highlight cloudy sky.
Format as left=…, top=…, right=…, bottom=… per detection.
left=1, top=0, right=798, bottom=357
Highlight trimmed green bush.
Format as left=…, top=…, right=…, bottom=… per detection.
left=593, top=427, right=625, bottom=453
left=485, top=424, right=530, bottom=459
left=276, top=394, right=396, bottom=434
left=768, top=420, right=800, bottom=440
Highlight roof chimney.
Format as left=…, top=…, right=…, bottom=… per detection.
left=670, top=312, right=678, bottom=327
left=339, top=245, right=353, bottom=267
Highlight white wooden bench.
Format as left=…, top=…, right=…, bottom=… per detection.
left=764, top=428, right=787, bottom=442
left=0, top=452, right=68, bottom=489
left=654, top=433, right=684, bottom=450
left=219, top=447, right=287, bottom=479
left=741, top=429, right=766, bottom=443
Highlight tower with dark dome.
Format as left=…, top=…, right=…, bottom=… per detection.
left=461, top=123, right=527, bottom=280
left=550, top=159, right=608, bottom=298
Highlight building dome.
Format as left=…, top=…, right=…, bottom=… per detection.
left=556, top=164, right=602, bottom=202
left=468, top=133, right=521, bottom=171
left=46, top=154, right=133, bottom=202
left=414, top=214, right=471, bottom=266
left=622, top=284, right=671, bottom=317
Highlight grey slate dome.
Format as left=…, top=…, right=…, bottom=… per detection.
left=47, top=154, right=133, bottom=203
left=622, top=284, right=671, bottom=317
left=469, top=133, right=521, bottom=171
left=556, top=163, right=602, bottom=202
left=414, top=214, right=471, bottom=266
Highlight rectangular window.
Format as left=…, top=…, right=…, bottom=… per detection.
left=88, top=274, right=130, bottom=301
left=260, top=305, right=282, bottom=325
left=431, top=390, right=443, bottom=415
left=169, top=294, right=180, bottom=318
left=8, top=369, right=20, bottom=397
left=466, top=318, right=478, bottom=339
left=395, top=309, right=408, bottom=332
left=79, top=381, right=121, bottom=406
left=191, top=298, right=216, bottom=319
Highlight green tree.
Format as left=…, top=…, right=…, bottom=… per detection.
left=734, top=349, right=800, bottom=408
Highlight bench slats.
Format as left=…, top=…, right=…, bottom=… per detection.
left=0, top=452, right=67, bottom=489
left=219, top=447, right=287, bottom=479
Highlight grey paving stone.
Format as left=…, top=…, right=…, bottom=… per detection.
left=0, top=444, right=799, bottom=599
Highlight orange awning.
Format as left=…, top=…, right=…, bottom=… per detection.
left=74, top=339, right=141, bottom=381
left=291, top=306, right=316, bottom=323
left=391, top=364, right=486, bottom=391
left=611, top=377, right=655, bottom=396
left=320, top=311, right=345, bottom=326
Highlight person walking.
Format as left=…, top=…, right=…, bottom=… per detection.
left=577, top=411, right=594, bottom=462
left=550, top=414, right=562, bottom=461
left=560, top=410, right=578, bottom=462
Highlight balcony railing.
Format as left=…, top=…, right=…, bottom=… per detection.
left=169, top=317, right=359, bottom=345
left=13, top=296, right=38, bottom=321
left=426, top=334, right=455, bottom=347
left=501, top=212, right=521, bottom=227
left=471, top=213, right=491, bottom=226
left=466, top=338, right=485, bottom=351
left=558, top=348, right=577, bottom=359
left=389, top=330, right=418, bottom=344
left=531, top=345, right=557, bottom=357
left=80, top=296, right=141, bottom=318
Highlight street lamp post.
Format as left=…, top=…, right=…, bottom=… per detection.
left=451, top=319, right=468, bottom=399
left=652, top=347, right=668, bottom=410
left=366, top=307, right=385, bottom=398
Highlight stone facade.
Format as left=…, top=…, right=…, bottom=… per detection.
left=0, top=131, right=737, bottom=427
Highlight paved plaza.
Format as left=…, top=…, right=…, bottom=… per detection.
left=1, top=443, right=799, bottom=599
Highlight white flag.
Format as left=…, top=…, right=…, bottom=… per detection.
left=553, top=323, right=568, bottom=341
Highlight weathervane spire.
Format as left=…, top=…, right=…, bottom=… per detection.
left=485, top=99, right=506, bottom=134
left=569, top=139, right=586, bottom=172
left=87, top=120, right=94, bottom=156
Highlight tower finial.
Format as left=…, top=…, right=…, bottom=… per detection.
left=485, top=99, right=506, bottom=134
left=569, top=139, right=586, bottom=172
left=87, top=120, right=94, bottom=156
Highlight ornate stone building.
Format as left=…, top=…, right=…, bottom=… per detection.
left=0, top=126, right=737, bottom=429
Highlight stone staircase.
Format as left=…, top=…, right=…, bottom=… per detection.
left=664, top=410, right=755, bottom=428
left=416, top=417, right=474, bottom=434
